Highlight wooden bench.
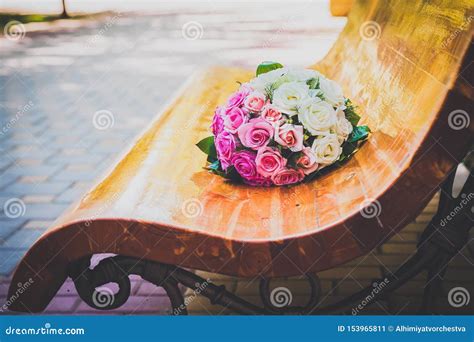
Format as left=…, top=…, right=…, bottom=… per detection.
left=8, top=0, right=473, bottom=314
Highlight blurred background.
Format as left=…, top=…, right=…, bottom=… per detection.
left=0, top=0, right=472, bottom=315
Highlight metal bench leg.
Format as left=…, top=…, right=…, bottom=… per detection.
left=68, top=256, right=187, bottom=314
left=68, top=255, right=265, bottom=315
left=314, top=163, right=473, bottom=314
left=69, top=164, right=472, bottom=315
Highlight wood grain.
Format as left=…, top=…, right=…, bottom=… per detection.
left=9, top=0, right=473, bottom=312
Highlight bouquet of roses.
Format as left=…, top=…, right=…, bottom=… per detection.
left=197, top=62, right=370, bottom=187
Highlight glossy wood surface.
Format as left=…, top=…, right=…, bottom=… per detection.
left=330, top=0, right=353, bottom=16
left=9, top=0, right=473, bottom=312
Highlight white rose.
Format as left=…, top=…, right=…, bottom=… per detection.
left=335, top=107, right=353, bottom=143
left=319, top=78, right=345, bottom=107
left=250, top=68, right=288, bottom=92
left=285, top=67, right=321, bottom=82
left=272, top=81, right=309, bottom=115
left=311, top=134, right=342, bottom=165
left=298, top=99, right=337, bottom=135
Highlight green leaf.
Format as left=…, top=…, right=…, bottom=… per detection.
left=338, top=141, right=358, bottom=162
left=264, top=83, right=277, bottom=102
left=306, top=77, right=319, bottom=89
left=222, top=166, right=241, bottom=181
left=348, top=125, right=371, bottom=143
left=205, top=161, right=241, bottom=182
left=344, top=100, right=361, bottom=126
left=256, top=61, right=284, bottom=76
left=196, top=136, right=217, bottom=159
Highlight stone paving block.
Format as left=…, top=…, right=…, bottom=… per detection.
left=0, top=173, right=17, bottom=190
left=75, top=295, right=171, bottom=314
left=3, top=229, right=44, bottom=249
left=318, top=266, right=381, bottom=280
left=3, top=182, right=72, bottom=196
left=0, top=249, right=27, bottom=276
left=344, top=254, right=409, bottom=268
left=21, top=195, right=55, bottom=204
left=11, top=159, right=43, bottom=167
left=56, top=280, right=78, bottom=296
left=54, top=184, right=89, bottom=203
left=387, top=232, right=419, bottom=243
left=415, top=213, right=436, bottom=224
left=15, top=203, right=68, bottom=220
left=46, top=154, right=106, bottom=165
left=52, top=170, right=100, bottom=182
left=194, top=270, right=241, bottom=282
left=18, top=176, right=48, bottom=184
left=0, top=159, right=13, bottom=171
left=0, top=219, right=27, bottom=243
left=23, top=220, right=53, bottom=229
left=403, top=222, right=429, bottom=232
left=44, top=296, right=79, bottom=313
left=182, top=279, right=237, bottom=296
left=381, top=243, right=417, bottom=255
left=65, top=164, right=96, bottom=172
left=9, top=147, right=56, bottom=160
left=56, top=278, right=150, bottom=299
left=134, top=281, right=168, bottom=296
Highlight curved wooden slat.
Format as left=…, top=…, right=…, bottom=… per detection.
left=330, top=0, right=353, bottom=16
left=9, top=0, right=473, bottom=312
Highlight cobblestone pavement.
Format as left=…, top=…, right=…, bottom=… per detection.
left=0, top=2, right=472, bottom=315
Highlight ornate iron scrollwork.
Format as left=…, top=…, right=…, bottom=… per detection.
left=68, top=256, right=187, bottom=314
left=259, top=273, right=321, bottom=314
left=69, top=164, right=472, bottom=315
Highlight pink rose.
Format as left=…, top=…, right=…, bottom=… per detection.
left=239, top=84, right=253, bottom=95
left=227, top=90, right=247, bottom=108
left=261, top=104, right=283, bottom=123
left=271, top=167, right=305, bottom=186
left=215, top=131, right=236, bottom=170
left=243, top=91, right=266, bottom=112
left=237, top=118, right=274, bottom=150
left=255, top=146, right=287, bottom=178
left=296, top=147, right=319, bottom=175
left=274, top=124, right=304, bottom=152
left=231, top=150, right=271, bottom=186
left=224, top=107, right=248, bottom=133
left=211, top=107, right=224, bottom=135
